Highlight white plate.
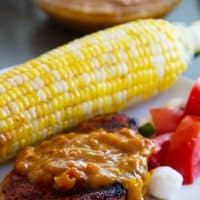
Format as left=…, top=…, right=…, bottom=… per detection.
left=0, top=67, right=199, bottom=199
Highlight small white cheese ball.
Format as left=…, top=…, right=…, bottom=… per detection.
left=148, top=166, right=183, bottom=199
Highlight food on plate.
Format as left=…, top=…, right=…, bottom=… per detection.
left=148, top=79, right=200, bottom=184
left=150, top=116, right=200, bottom=184
left=164, top=116, right=200, bottom=184
left=150, top=108, right=183, bottom=135
left=34, top=0, right=181, bottom=32
left=77, top=112, right=137, bottom=132
left=184, top=78, right=200, bottom=116
left=138, top=122, right=155, bottom=138
left=148, top=133, right=171, bottom=169
left=148, top=166, right=183, bottom=199
left=3, top=77, right=200, bottom=199
left=0, top=113, right=154, bottom=200
left=0, top=19, right=200, bottom=163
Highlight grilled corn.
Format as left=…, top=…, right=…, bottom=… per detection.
left=0, top=19, right=199, bottom=162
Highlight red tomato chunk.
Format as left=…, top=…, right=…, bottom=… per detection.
left=184, top=78, right=200, bottom=116
left=149, top=133, right=171, bottom=169
left=150, top=108, right=183, bottom=135
left=164, top=116, right=200, bottom=184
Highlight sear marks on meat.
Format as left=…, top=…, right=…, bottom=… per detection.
left=1, top=171, right=126, bottom=200
left=77, top=112, right=137, bottom=132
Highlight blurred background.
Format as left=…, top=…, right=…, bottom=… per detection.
left=0, top=0, right=199, bottom=79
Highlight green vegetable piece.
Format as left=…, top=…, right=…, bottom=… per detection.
left=138, top=122, right=155, bottom=137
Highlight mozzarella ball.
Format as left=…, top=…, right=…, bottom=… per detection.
left=148, top=166, right=183, bottom=199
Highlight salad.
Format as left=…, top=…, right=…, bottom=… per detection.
left=139, top=79, right=200, bottom=187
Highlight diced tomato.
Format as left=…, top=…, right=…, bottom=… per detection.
left=164, top=116, right=200, bottom=184
left=150, top=108, right=183, bottom=135
left=184, top=79, right=200, bottom=116
left=149, top=133, right=171, bottom=169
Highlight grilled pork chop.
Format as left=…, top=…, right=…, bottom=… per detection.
left=0, top=171, right=125, bottom=200
left=0, top=113, right=152, bottom=200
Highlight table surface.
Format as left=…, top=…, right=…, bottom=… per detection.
left=0, top=0, right=200, bottom=79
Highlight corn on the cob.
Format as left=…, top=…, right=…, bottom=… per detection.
left=0, top=19, right=199, bottom=163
